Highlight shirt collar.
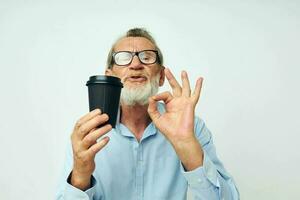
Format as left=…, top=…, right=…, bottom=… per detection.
left=115, top=122, right=157, bottom=140
left=114, top=102, right=165, bottom=140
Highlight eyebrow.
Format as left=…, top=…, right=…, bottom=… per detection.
left=113, top=49, right=157, bottom=53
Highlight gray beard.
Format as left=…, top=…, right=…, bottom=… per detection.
left=120, top=74, right=160, bottom=106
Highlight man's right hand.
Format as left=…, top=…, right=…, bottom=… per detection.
left=70, top=108, right=112, bottom=191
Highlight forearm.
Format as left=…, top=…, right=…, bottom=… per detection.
left=172, top=135, right=204, bottom=171
left=181, top=118, right=240, bottom=200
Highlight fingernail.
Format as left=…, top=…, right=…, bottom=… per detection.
left=93, top=108, right=100, bottom=114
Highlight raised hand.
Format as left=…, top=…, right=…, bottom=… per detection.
left=148, top=68, right=203, bottom=143
left=148, top=68, right=204, bottom=170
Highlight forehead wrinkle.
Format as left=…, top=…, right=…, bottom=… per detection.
left=114, top=37, right=155, bottom=52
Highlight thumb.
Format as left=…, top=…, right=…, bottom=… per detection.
left=147, top=96, right=161, bottom=122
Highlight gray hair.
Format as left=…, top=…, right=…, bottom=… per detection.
left=106, top=28, right=164, bottom=69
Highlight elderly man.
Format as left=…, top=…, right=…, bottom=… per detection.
left=56, top=28, right=239, bottom=200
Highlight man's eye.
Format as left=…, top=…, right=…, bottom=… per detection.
left=120, top=56, right=129, bottom=61
left=118, top=54, right=131, bottom=60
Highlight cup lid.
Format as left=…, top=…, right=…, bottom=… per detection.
left=86, top=75, right=123, bottom=87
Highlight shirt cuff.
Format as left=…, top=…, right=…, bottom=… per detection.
left=63, top=173, right=97, bottom=200
left=181, top=151, right=220, bottom=189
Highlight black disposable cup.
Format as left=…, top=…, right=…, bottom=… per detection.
left=86, top=75, right=123, bottom=128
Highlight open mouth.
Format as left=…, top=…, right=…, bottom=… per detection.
left=127, top=75, right=147, bottom=82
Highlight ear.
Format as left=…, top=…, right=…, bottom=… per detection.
left=105, top=68, right=112, bottom=76
left=158, top=66, right=165, bottom=86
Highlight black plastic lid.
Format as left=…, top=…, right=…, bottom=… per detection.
left=86, top=75, right=123, bottom=87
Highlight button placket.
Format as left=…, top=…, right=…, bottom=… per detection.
left=136, top=143, right=144, bottom=200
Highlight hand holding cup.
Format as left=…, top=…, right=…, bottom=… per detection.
left=70, top=109, right=112, bottom=191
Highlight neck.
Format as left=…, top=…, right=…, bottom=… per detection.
left=120, top=103, right=151, bottom=142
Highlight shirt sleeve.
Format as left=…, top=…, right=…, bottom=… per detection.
left=181, top=117, right=240, bottom=200
left=55, top=140, right=104, bottom=200
left=59, top=174, right=98, bottom=200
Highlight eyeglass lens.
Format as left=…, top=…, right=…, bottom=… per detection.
left=114, top=50, right=157, bottom=66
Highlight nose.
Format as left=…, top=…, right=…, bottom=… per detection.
left=129, top=55, right=144, bottom=70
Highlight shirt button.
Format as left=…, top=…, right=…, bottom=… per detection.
left=197, top=178, right=202, bottom=183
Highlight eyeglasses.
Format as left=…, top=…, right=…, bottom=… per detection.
left=112, top=50, right=159, bottom=66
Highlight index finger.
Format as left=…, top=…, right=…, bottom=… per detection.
left=74, top=108, right=101, bottom=130
left=165, top=68, right=182, bottom=97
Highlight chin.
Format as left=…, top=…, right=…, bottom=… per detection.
left=121, top=75, right=160, bottom=106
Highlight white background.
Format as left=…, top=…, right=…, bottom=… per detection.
left=0, top=0, right=299, bottom=199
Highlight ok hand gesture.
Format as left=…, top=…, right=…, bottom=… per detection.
left=148, top=68, right=204, bottom=170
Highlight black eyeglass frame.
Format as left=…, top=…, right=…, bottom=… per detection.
left=112, top=50, right=160, bottom=66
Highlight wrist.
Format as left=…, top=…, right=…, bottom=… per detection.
left=70, top=170, right=92, bottom=191
left=172, top=136, right=204, bottom=171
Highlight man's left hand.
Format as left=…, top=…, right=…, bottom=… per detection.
left=148, top=68, right=204, bottom=171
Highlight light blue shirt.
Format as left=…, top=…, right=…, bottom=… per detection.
left=56, top=103, right=239, bottom=200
